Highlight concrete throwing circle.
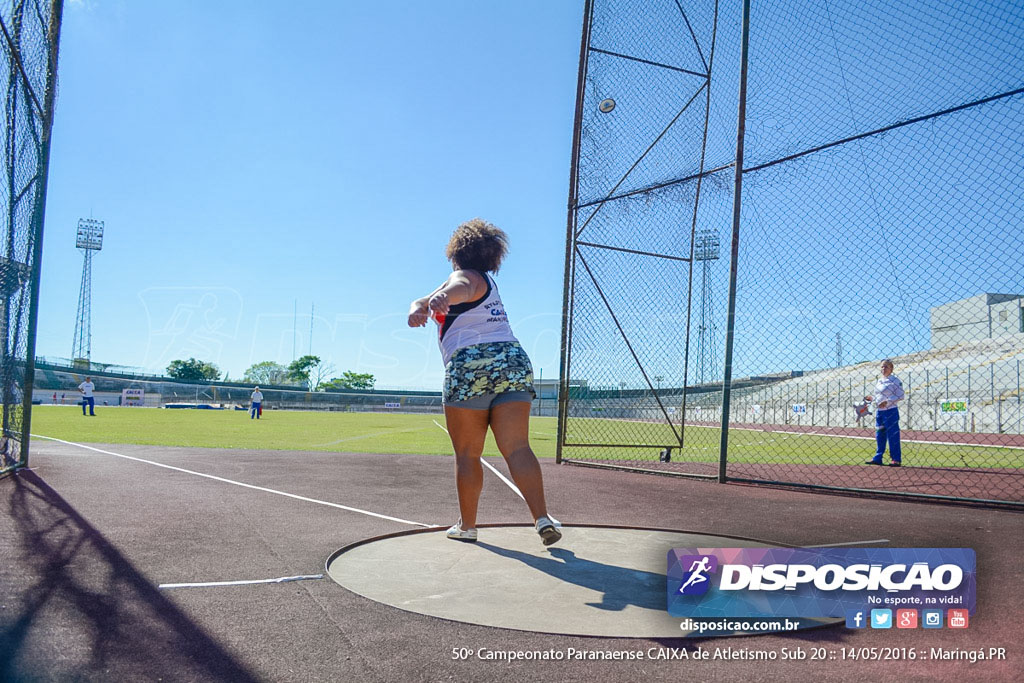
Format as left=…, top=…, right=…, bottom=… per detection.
left=326, top=525, right=838, bottom=638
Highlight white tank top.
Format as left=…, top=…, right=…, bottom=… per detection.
left=433, top=273, right=519, bottom=364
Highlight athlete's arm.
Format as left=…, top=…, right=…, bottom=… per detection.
left=408, top=280, right=450, bottom=327
left=427, top=270, right=486, bottom=316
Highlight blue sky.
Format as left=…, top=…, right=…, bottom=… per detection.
left=36, top=0, right=584, bottom=389
left=562, top=0, right=1023, bottom=392
left=35, top=0, right=1023, bottom=393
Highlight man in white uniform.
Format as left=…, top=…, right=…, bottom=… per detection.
left=78, top=377, right=96, bottom=416
left=864, top=359, right=905, bottom=467
left=250, top=386, right=264, bottom=420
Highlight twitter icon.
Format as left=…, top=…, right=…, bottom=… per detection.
left=871, top=609, right=892, bottom=629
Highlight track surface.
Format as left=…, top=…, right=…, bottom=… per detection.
left=1, top=440, right=1021, bottom=681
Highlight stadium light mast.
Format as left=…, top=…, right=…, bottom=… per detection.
left=71, top=218, right=103, bottom=366
left=694, top=229, right=720, bottom=384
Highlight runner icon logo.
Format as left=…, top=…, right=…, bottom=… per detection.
left=677, top=555, right=718, bottom=595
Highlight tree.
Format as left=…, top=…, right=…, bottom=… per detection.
left=287, top=355, right=320, bottom=387
left=309, top=361, right=335, bottom=392
left=322, top=371, right=376, bottom=391
left=167, top=358, right=221, bottom=381
left=243, top=361, right=289, bottom=385
left=287, top=355, right=335, bottom=391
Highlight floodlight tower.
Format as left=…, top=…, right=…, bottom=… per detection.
left=694, top=229, right=720, bottom=384
left=71, top=219, right=103, bottom=364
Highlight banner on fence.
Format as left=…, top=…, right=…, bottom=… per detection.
left=940, top=400, right=969, bottom=414
left=121, top=388, right=144, bottom=406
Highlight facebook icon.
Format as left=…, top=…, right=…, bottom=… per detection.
left=846, top=609, right=867, bottom=629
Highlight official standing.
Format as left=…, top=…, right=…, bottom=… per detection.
left=78, top=377, right=96, bottom=416
left=864, top=359, right=905, bottom=467
left=250, top=386, right=264, bottom=419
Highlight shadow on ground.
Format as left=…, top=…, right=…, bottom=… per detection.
left=476, top=542, right=665, bottom=611
left=0, top=470, right=261, bottom=682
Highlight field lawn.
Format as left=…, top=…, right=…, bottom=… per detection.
left=29, top=406, right=1023, bottom=468
left=561, top=418, right=1024, bottom=468
left=30, top=406, right=560, bottom=458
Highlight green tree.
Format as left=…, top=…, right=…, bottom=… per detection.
left=287, top=355, right=320, bottom=387
left=243, top=361, right=289, bottom=385
left=287, top=355, right=334, bottom=390
left=322, top=371, right=376, bottom=391
left=166, top=358, right=221, bottom=381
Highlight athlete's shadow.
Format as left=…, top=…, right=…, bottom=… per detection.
left=475, top=542, right=665, bottom=612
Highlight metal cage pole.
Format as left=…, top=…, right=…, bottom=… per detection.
left=557, top=0, right=594, bottom=464
left=18, top=0, right=64, bottom=467
left=717, top=0, right=751, bottom=483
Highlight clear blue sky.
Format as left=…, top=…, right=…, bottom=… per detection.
left=36, top=0, right=584, bottom=389
left=36, top=1, right=1023, bottom=393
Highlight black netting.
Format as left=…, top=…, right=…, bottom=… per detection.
left=1, top=1, right=62, bottom=473
left=561, top=0, right=1024, bottom=505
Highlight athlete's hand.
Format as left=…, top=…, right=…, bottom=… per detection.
left=408, top=302, right=429, bottom=327
left=428, top=291, right=450, bottom=316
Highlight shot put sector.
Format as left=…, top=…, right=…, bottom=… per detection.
left=327, top=525, right=837, bottom=638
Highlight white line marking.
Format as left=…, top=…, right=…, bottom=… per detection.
left=432, top=419, right=525, bottom=501
left=807, top=539, right=890, bottom=547
left=32, top=434, right=431, bottom=528
left=159, top=574, right=324, bottom=589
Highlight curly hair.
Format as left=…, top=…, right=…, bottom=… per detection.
left=445, top=218, right=509, bottom=273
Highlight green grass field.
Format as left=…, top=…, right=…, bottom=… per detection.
left=561, top=417, right=1024, bottom=468
left=31, top=406, right=560, bottom=457
left=29, top=406, right=1023, bottom=468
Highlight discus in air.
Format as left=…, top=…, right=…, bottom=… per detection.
left=598, top=98, right=616, bottom=113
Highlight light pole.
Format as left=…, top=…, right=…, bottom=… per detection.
left=694, top=230, right=720, bottom=384
left=71, top=218, right=103, bottom=366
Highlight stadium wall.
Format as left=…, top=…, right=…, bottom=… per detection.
left=29, top=363, right=562, bottom=416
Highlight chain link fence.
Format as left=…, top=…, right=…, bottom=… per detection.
left=1, top=1, right=63, bottom=474
left=559, top=0, right=1024, bottom=506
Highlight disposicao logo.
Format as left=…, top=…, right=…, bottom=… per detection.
left=675, top=555, right=718, bottom=595
left=667, top=548, right=975, bottom=619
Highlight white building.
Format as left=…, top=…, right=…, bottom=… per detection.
left=930, top=293, right=1024, bottom=349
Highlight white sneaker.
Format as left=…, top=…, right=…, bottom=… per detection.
left=535, top=515, right=562, bottom=546
left=445, top=520, right=477, bottom=542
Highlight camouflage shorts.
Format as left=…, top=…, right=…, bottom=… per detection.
left=443, top=341, right=536, bottom=404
